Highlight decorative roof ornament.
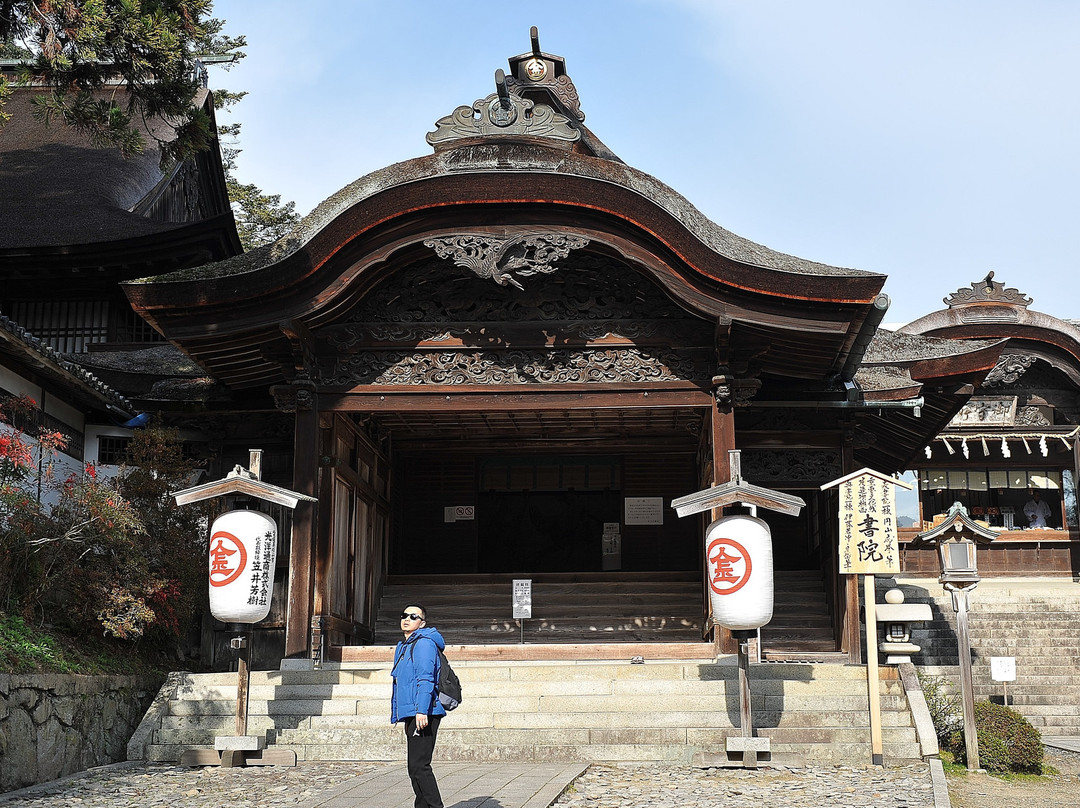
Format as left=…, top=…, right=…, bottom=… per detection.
left=505, top=26, right=585, bottom=122
left=945, top=271, right=1033, bottom=309
left=425, top=68, right=580, bottom=150
left=983, top=353, right=1036, bottom=386
left=424, top=232, right=589, bottom=290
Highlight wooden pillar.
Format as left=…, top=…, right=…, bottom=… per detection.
left=312, top=414, right=336, bottom=640
left=284, top=384, right=319, bottom=658
left=711, top=400, right=737, bottom=654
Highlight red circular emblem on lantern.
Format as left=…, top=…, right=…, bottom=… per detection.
left=208, top=530, right=247, bottom=587
left=707, top=537, right=752, bottom=595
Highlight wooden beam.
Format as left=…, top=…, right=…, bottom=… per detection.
left=320, top=388, right=713, bottom=411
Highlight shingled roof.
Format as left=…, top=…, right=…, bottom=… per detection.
left=0, top=310, right=132, bottom=416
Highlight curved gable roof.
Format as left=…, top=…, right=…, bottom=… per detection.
left=123, top=32, right=898, bottom=391
left=900, top=274, right=1080, bottom=370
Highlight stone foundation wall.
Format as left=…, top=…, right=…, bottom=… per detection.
left=0, top=673, right=163, bottom=793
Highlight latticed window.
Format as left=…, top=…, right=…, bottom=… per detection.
left=97, top=436, right=133, bottom=465
left=6, top=300, right=162, bottom=353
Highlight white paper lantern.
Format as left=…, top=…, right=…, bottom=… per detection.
left=208, top=509, right=278, bottom=624
left=705, top=514, right=774, bottom=631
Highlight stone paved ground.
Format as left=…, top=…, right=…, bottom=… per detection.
left=0, top=762, right=391, bottom=808
left=550, top=763, right=937, bottom=808
left=0, top=761, right=938, bottom=808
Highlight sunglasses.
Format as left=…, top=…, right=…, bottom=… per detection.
left=400, top=612, right=424, bottom=621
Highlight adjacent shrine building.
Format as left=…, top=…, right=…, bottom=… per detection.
left=123, top=34, right=1003, bottom=663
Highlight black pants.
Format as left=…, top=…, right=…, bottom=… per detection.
left=403, top=715, right=443, bottom=808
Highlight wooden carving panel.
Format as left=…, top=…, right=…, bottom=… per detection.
left=316, top=255, right=714, bottom=389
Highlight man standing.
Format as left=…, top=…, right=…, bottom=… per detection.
left=391, top=603, right=446, bottom=808
left=1024, top=490, right=1053, bottom=528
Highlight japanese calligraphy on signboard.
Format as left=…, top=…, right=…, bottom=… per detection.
left=822, top=469, right=912, bottom=575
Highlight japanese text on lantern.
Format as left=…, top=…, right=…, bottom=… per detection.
left=247, top=529, right=274, bottom=607
left=838, top=474, right=900, bottom=574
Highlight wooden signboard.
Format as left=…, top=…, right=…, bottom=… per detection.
left=826, top=469, right=910, bottom=575
left=821, top=468, right=913, bottom=766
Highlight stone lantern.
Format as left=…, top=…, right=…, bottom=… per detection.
left=875, top=589, right=932, bottom=665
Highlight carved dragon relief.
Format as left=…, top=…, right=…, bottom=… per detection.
left=316, top=254, right=715, bottom=388
left=424, top=233, right=589, bottom=290
left=319, top=347, right=712, bottom=387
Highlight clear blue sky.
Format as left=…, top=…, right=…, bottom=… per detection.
left=211, top=1, right=1080, bottom=326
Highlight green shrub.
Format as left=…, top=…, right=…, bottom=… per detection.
left=945, top=700, right=1044, bottom=774
left=917, top=670, right=962, bottom=743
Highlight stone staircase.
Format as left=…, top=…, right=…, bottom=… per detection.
left=372, top=570, right=838, bottom=655
left=886, top=577, right=1080, bottom=736
left=130, top=657, right=926, bottom=767
left=371, top=573, right=704, bottom=645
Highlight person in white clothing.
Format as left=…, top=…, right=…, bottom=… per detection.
left=1023, top=490, right=1052, bottom=528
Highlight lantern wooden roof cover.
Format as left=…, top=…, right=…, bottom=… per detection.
left=173, top=464, right=317, bottom=509
left=121, top=31, right=1003, bottom=472
left=908, top=501, right=999, bottom=549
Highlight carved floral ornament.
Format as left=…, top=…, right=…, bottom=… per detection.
left=741, top=450, right=843, bottom=482
left=425, top=86, right=580, bottom=149
left=319, top=347, right=712, bottom=387
left=945, top=271, right=1033, bottom=309
left=424, top=233, right=590, bottom=290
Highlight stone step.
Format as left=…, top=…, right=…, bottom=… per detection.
left=136, top=659, right=923, bottom=767
left=161, top=660, right=889, bottom=691
left=147, top=736, right=926, bottom=767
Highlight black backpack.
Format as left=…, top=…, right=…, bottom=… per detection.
left=407, top=639, right=462, bottom=711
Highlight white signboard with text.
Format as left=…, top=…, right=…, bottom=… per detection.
left=624, top=497, right=664, bottom=525
left=512, top=579, right=532, bottom=619
left=991, top=656, right=1016, bottom=682
left=836, top=473, right=902, bottom=575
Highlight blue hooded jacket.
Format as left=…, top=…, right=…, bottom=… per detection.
left=391, top=626, right=447, bottom=723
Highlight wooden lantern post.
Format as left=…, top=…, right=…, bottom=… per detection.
left=673, top=450, right=805, bottom=767
left=172, top=450, right=316, bottom=768
left=909, top=502, right=997, bottom=772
